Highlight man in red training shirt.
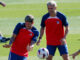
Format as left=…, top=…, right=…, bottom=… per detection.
left=37, top=0, right=70, bottom=60
left=3, top=15, right=39, bottom=60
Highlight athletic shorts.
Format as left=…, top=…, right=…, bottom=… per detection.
left=8, top=52, right=27, bottom=60
left=47, top=44, right=68, bottom=56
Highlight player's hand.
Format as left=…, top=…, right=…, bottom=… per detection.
left=60, top=38, right=66, bottom=45
left=27, top=45, right=34, bottom=51
left=70, top=51, right=79, bottom=60
left=36, top=39, right=41, bottom=46
left=70, top=54, right=76, bottom=60
left=3, top=44, right=11, bottom=48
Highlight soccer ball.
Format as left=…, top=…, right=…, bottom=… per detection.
left=37, top=48, right=49, bottom=59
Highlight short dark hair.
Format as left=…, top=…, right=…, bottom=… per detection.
left=25, top=15, right=34, bottom=23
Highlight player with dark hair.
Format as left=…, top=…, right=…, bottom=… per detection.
left=3, top=15, right=39, bottom=60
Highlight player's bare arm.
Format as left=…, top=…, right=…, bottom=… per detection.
left=60, top=26, right=69, bottom=45
left=64, top=26, right=69, bottom=39
left=27, top=41, right=36, bottom=51
left=36, top=27, right=45, bottom=45
left=3, top=34, right=17, bottom=48
left=9, top=34, right=17, bottom=45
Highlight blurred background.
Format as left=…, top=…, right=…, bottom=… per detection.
left=0, top=0, right=80, bottom=60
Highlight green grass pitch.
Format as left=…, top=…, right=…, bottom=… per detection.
left=0, top=0, right=80, bottom=60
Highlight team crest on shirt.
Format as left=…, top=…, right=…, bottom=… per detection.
left=56, top=21, right=59, bottom=24
left=29, top=33, right=32, bottom=36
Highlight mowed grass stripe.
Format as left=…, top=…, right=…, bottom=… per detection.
left=0, top=56, right=80, bottom=60
left=0, top=3, right=80, bottom=17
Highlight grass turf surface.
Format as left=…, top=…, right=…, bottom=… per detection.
left=0, top=0, right=80, bottom=60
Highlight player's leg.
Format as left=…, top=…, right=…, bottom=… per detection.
left=46, top=45, right=57, bottom=60
left=18, top=55, right=27, bottom=60
left=58, top=44, right=70, bottom=60
left=8, top=52, right=18, bottom=60
left=62, top=54, right=70, bottom=60
left=46, top=55, right=53, bottom=60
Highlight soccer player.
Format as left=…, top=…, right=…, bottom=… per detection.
left=71, top=49, right=80, bottom=60
left=3, top=15, right=39, bottom=60
left=0, top=1, right=6, bottom=7
left=37, top=0, right=70, bottom=60
left=0, top=32, right=10, bottom=43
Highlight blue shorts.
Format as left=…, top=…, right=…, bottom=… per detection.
left=8, top=52, right=27, bottom=60
left=47, top=45, right=68, bottom=56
